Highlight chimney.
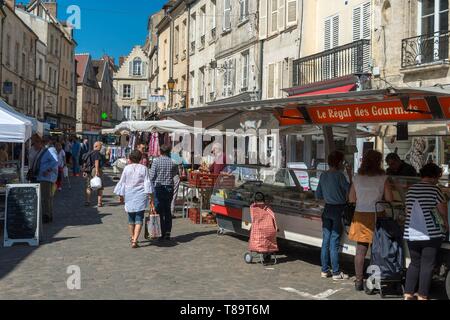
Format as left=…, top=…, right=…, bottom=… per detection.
left=119, top=56, right=126, bottom=67
left=5, top=0, right=16, bottom=10
left=42, top=0, right=58, bottom=19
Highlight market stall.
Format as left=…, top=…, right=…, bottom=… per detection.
left=0, top=100, right=33, bottom=220
left=162, top=86, right=450, bottom=298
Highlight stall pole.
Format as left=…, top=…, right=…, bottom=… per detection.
left=21, top=143, right=25, bottom=182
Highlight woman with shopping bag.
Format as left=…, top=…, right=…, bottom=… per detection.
left=145, top=200, right=162, bottom=240
left=114, top=150, right=152, bottom=248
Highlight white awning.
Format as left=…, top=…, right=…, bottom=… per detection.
left=0, top=99, right=33, bottom=143
left=114, top=120, right=194, bottom=133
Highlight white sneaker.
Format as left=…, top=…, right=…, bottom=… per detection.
left=321, top=271, right=332, bottom=278
left=332, top=272, right=349, bottom=280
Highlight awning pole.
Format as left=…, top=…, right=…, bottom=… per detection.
left=21, top=143, right=25, bottom=183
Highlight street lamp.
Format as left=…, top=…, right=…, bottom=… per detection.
left=167, top=77, right=175, bottom=109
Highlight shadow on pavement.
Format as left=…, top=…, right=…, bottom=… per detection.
left=0, top=170, right=115, bottom=280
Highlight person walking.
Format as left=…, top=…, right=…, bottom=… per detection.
left=83, top=141, right=105, bottom=207
left=72, top=138, right=81, bottom=176
left=55, top=143, right=66, bottom=191
left=403, top=163, right=449, bottom=300
left=79, top=139, right=89, bottom=167
left=348, top=150, right=393, bottom=291
left=136, top=143, right=149, bottom=167
left=149, top=144, right=179, bottom=241
left=29, top=135, right=58, bottom=224
left=65, top=138, right=73, bottom=166
left=315, top=151, right=351, bottom=280
left=114, top=150, right=152, bottom=248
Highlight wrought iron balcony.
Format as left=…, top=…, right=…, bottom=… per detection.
left=401, top=30, right=450, bottom=68
left=293, top=39, right=371, bottom=87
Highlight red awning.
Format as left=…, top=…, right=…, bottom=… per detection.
left=290, top=84, right=356, bottom=97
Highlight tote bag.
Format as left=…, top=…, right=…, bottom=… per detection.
left=146, top=214, right=162, bottom=239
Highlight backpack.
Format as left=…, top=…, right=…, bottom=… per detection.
left=82, top=151, right=95, bottom=173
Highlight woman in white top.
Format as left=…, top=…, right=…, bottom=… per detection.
left=114, top=150, right=152, bottom=248
left=349, top=150, right=393, bottom=291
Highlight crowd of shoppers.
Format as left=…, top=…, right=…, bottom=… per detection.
left=316, top=148, right=449, bottom=299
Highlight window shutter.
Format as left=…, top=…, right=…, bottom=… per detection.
left=332, top=15, right=339, bottom=48
left=353, top=6, right=361, bottom=41
left=142, top=62, right=147, bottom=77
left=129, top=61, right=133, bottom=76
left=271, top=0, right=278, bottom=33
left=324, top=18, right=331, bottom=50
left=223, top=0, right=231, bottom=31
left=287, top=0, right=297, bottom=25
left=259, top=0, right=268, bottom=39
left=130, top=85, right=135, bottom=98
left=278, top=0, right=285, bottom=31
left=278, top=61, right=284, bottom=97
left=363, top=2, right=371, bottom=39
left=231, top=59, right=236, bottom=94
left=268, top=63, right=275, bottom=99
left=119, top=84, right=123, bottom=98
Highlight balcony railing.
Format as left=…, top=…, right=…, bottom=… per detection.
left=293, top=39, right=371, bottom=87
left=401, top=30, right=450, bottom=68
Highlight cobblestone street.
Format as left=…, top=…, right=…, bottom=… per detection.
left=0, top=171, right=446, bottom=300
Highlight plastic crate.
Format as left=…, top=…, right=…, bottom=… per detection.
left=188, top=172, right=219, bottom=188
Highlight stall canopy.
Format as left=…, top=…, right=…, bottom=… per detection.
left=161, top=87, right=450, bottom=128
left=0, top=99, right=33, bottom=143
left=113, top=120, right=194, bottom=133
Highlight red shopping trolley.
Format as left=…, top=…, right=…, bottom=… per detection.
left=244, top=193, right=279, bottom=265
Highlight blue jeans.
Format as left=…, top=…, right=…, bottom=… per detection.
left=321, top=204, right=345, bottom=275
left=128, top=211, right=145, bottom=225
left=72, top=155, right=80, bottom=174
left=154, top=185, right=174, bottom=237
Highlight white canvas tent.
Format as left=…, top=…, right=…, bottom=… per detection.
left=113, top=120, right=194, bottom=134
left=0, top=99, right=34, bottom=182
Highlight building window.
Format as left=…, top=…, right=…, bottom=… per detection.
left=190, top=13, right=196, bottom=53
left=241, top=52, right=249, bottom=89
left=174, top=26, right=180, bottom=62
left=287, top=0, right=298, bottom=25
left=267, top=63, right=275, bottom=99
left=209, top=67, right=216, bottom=97
left=270, top=0, right=278, bottom=34
left=15, top=43, right=20, bottom=72
left=6, top=35, right=11, bottom=66
left=133, top=58, right=142, bottom=76
left=123, top=106, right=131, bottom=120
left=420, top=0, right=449, bottom=35
left=353, top=2, right=371, bottom=41
left=324, top=14, right=340, bottom=50
left=239, top=0, right=249, bottom=22
left=223, top=0, right=231, bottom=31
left=38, top=58, right=43, bottom=80
left=199, top=67, right=205, bottom=104
left=22, top=53, right=26, bottom=76
left=223, top=59, right=234, bottom=96
left=123, top=84, right=132, bottom=98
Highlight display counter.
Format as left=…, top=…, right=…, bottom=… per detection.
left=211, top=165, right=450, bottom=250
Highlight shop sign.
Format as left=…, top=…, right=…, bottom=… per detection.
left=438, top=97, right=450, bottom=118
left=149, top=95, right=166, bottom=103
left=308, top=99, right=432, bottom=124
left=45, top=117, right=58, bottom=129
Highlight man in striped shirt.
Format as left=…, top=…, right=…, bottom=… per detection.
left=403, top=163, right=449, bottom=300
left=150, top=144, right=179, bottom=240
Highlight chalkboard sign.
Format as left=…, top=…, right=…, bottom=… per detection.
left=3, top=184, right=41, bottom=247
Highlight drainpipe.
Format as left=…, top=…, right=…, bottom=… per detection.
left=186, top=3, right=191, bottom=109
left=298, top=0, right=304, bottom=59
left=0, top=5, right=6, bottom=101
left=258, top=40, right=263, bottom=100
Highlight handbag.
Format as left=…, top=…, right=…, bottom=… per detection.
left=430, top=208, right=446, bottom=234
left=146, top=213, right=162, bottom=239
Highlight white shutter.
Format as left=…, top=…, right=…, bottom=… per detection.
left=259, top=0, right=268, bottom=39
left=278, top=0, right=285, bottom=31
left=332, top=15, right=339, bottom=48
left=324, top=18, right=331, bottom=50
left=129, top=61, right=133, bottom=76
left=223, top=0, right=231, bottom=31
left=119, top=84, right=123, bottom=98
left=231, top=58, right=236, bottom=95
left=363, top=2, right=371, bottom=39
left=130, top=85, right=135, bottom=98
left=268, top=63, right=275, bottom=99
left=287, top=0, right=297, bottom=25
left=353, top=6, right=361, bottom=41
left=271, top=0, right=278, bottom=34
left=277, top=61, right=283, bottom=97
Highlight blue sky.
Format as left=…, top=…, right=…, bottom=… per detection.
left=19, top=0, right=167, bottom=63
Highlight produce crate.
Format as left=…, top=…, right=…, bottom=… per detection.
left=188, top=172, right=219, bottom=188
left=188, top=208, right=200, bottom=224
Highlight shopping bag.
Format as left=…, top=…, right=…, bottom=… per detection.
left=144, top=215, right=150, bottom=239
left=147, top=214, right=162, bottom=239
left=90, top=176, right=102, bottom=189
left=63, top=166, right=69, bottom=178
